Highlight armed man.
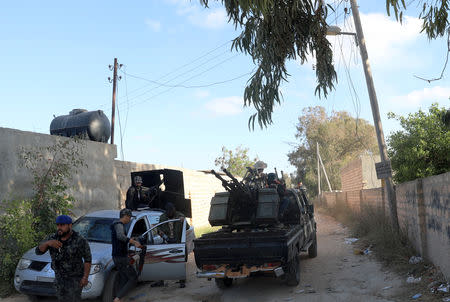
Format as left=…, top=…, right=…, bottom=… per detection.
left=36, top=215, right=92, bottom=302
left=125, top=176, right=150, bottom=210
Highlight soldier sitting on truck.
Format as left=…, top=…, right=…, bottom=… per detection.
left=125, top=176, right=151, bottom=210
left=267, top=173, right=290, bottom=219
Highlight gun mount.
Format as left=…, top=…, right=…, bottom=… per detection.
left=209, top=169, right=280, bottom=228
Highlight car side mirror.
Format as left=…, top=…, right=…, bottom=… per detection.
left=307, top=204, right=314, bottom=213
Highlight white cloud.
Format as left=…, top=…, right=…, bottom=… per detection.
left=392, top=86, right=450, bottom=107
left=145, top=19, right=161, bottom=32
left=166, top=0, right=228, bottom=29
left=328, top=13, right=422, bottom=69
left=205, top=96, right=243, bottom=115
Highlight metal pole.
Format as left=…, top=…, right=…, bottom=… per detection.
left=350, top=0, right=399, bottom=231
left=111, top=58, right=118, bottom=145
left=317, top=142, right=321, bottom=195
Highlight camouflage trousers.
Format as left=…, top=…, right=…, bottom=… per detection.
left=54, top=275, right=82, bottom=302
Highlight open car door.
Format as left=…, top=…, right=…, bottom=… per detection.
left=139, top=219, right=187, bottom=281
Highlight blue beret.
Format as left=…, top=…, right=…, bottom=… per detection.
left=55, top=215, right=72, bottom=224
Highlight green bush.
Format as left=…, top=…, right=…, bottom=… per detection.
left=0, top=199, right=38, bottom=295
left=388, top=104, right=450, bottom=183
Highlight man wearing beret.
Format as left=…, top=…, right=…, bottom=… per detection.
left=36, top=215, right=92, bottom=302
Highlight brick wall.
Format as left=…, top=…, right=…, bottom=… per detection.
left=341, top=158, right=363, bottom=191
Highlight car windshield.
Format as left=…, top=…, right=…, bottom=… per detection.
left=73, top=217, right=130, bottom=243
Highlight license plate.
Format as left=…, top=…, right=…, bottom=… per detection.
left=37, top=276, right=54, bottom=282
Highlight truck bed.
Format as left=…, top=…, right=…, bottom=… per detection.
left=194, top=225, right=304, bottom=267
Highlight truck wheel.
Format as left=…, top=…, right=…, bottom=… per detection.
left=308, top=232, right=318, bottom=258
left=215, top=277, right=233, bottom=289
left=102, top=270, right=119, bottom=302
left=285, top=256, right=300, bottom=286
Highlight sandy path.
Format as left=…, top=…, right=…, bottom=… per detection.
left=2, top=213, right=409, bottom=302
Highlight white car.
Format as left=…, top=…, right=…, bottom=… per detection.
left=14, top=209, right=195, bottom=301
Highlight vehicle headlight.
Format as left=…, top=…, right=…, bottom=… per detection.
left=89, top=264, right=102, bottom=275
left=17, top=258, right=32, bottom=270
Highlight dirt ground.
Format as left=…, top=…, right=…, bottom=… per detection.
left=2, top=213, right=421, bottom=302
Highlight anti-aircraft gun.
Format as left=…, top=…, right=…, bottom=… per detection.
left=209, top=168, right=280, bottom=228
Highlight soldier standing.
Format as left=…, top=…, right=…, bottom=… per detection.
left=36, top=215, right=92, bottom=302
left=111, top=208, right=143, bottom=302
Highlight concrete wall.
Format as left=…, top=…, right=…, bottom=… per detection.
left=0, top=127, right=119, bottom=217
left=322, top=172, right=450, bottom=280
left=0, top=127, right=224, bottom=228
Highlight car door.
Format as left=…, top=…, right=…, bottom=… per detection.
left=139, top=219, right=186, bottom=281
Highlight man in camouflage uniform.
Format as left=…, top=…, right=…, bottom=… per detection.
left=36, top=215, right=92, bottom=302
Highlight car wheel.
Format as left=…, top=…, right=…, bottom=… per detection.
left=285, top=256, right=300, bottom=286
left=215, top=277, right=233, bottom=289
left=102, top=270, right=119, bottom=302
left=308, top=232, right=318, bottom=258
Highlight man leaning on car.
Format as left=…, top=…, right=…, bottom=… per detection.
left=35, top=215, right=92, bottom=302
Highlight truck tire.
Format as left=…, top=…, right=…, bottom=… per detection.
left=215, top=277, right=233, bottom=289
left=285, top=256, right=300, bottom=286
left=308, top=231, right=318, bottom=258
left=102, top=270, right=119, bottom=302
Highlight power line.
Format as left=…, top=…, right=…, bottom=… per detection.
left=117, top=41, right=232, bottom=99
left=119, top=54, right=241, bottom=111
left=116, top=49, right=233, bottom=105
left=121, top=68, right=253, bottom=89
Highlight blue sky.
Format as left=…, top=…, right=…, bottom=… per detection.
left=0, top=0, right=448, bottom=174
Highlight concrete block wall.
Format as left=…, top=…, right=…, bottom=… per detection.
left=346, top=190, right=361, bottom=212
left=0, top=127, right=119, bottom=217
left=323, top=172, right=449, bottom=279
left=418, top=173, right=449, bottom=279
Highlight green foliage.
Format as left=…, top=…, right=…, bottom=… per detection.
left=214, top=145, right=258, bottom=177
left=387, top=104, right=450, bottom=183
left=19, top=138, right=86, bottom=239
left=0, top=199, right=38, bottom=284
left=288, top=106, right=378, bottom=196
left=200, top=0, right=336, bottom=128
left=0, top=138, right=86, bottom=293
left=386, top=0, right=449, bottom=39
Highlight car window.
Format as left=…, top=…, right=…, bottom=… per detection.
left=131, top=218, right=150, bottom=244
left=73, top=217, right=116, bottom=243
left=151, top=220, right=184, bottom=244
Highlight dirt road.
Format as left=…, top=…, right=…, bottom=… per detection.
left=3, top=213, right=411, bottom=302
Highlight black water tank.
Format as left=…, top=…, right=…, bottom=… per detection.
left=50, top=109, right=111, bottom=143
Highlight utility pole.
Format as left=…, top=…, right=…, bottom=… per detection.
left=317, top=142, right=321, bottom=195
left=318, top=152, right=332, bottom=191
left=109, top=58, right=118, bottom=145
left=350, top=0, right=399, bottom=231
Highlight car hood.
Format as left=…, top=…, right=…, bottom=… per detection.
left=22, top=241, right=112, bottom=264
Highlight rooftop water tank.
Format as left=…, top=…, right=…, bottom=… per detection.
left=50, top=109, right=111, bottom=143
